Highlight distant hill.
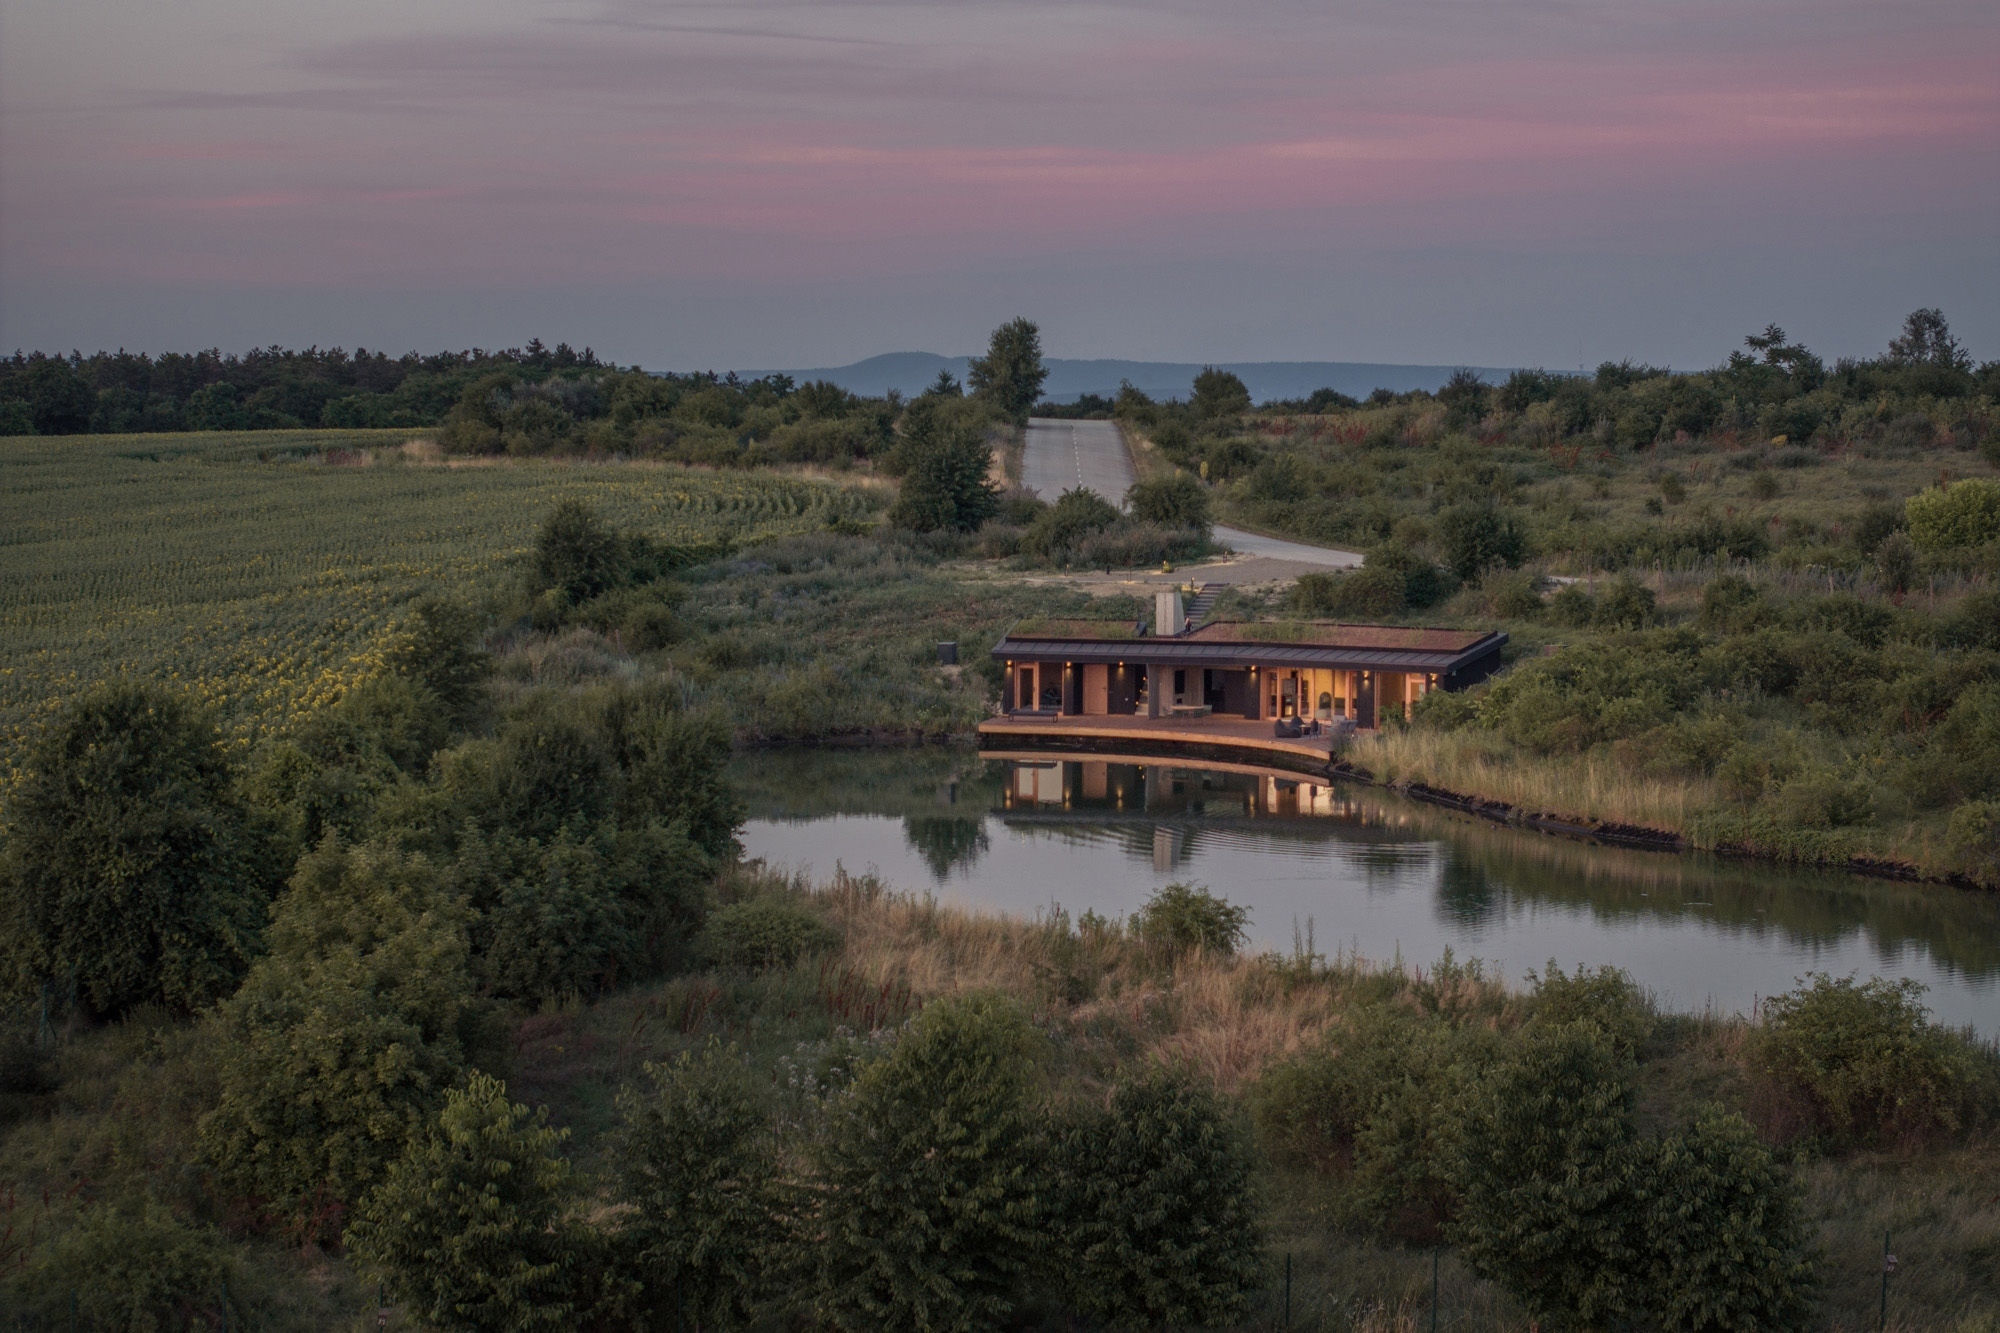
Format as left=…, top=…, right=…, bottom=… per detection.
left=746, top=352, right=1519, bottom=403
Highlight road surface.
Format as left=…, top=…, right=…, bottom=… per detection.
left=1020, top=417, right=1360, bottom=568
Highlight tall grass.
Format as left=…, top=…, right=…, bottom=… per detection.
left=1346, top=726, right=1721, bottom=832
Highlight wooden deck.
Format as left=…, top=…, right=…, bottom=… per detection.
left=976, top=713, right=1343, bottom=771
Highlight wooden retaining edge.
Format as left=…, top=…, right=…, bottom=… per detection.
left=1330, top=761, right=1991, bottom=891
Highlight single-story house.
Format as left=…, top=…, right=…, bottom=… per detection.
left=990, top=596, right=1505, bottom=730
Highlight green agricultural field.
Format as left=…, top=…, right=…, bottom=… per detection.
left=0, top=431, right=880, bottom=757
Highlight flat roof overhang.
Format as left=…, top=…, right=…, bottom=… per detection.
left=991, top=631, right=1507, bottom=676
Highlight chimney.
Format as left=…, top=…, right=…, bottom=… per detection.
left=1155, top=589, right=1185, bottom=636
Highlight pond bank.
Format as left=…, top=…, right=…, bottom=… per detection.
left=1329, top=758, right=1994, bottom=894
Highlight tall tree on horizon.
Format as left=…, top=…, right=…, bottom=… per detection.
left=968, top=318, right=1048, bottom=425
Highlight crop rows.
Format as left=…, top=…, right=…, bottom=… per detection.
left=0, top=432, right=877, bottom=759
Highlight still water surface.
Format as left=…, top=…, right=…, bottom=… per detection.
left=731, top=747, right=2000, bottom=1035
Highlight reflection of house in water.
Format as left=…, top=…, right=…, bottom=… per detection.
left=1001, top=759, right=1368, bottom=820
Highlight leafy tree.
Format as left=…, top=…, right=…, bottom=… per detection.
left=350, top=1074, right=586, bottom=1333
left=1449, top=1022, right=1643, bottom=1327
left=1049, top=1070, right=1263, bottom=1328
left=1437, top=503, right=1525, bottom=582
left=887, top=400, right=999, bottom=533
left=1496, top=368, right=1563, bottom=413
left=200, top=838, right=477, bottom=1241
left=1437, top=368, right=1490, bottom=431
left=924, top=368, right=964, bottom=398
left=967, top=318, right=1047, bottom=424
left=386, top=597, right=492, bottom=723
left=1130, top=882, right=1248, bottom=957
left=0, top=682, right=270, bottom=1016
left=248, top=675, right=451, bottom=849
left=450, top=821, right=707, bottom=1001
left=1639, top=1107, right=1817, bottom=1331
left=1189, top=367, right=1251, bottom=420
left=429, top=680, right=742, bottom=859
left=612, top=1043, right=786, bottom=1329
left=535, top=498, right=626, bottom=604
left=813, top=993, right=1043, bottom=1332
left=1124, top=472, right=1212, bottom=533
left=1887, top=307, right=1971, bottom=372
left=22, top=354, right=97, bottom=434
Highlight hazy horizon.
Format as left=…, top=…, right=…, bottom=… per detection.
left=3, top=0, right=1995, bottom=369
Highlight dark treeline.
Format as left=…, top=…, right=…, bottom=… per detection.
left=1118, top=311, right=1999, bottom=493
left=0, top=319, right=1063, bottom=476
left=0, top=339, right=605, bottom=437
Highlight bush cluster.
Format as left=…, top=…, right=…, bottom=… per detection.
left=1255, top=964, right=1824, bottom=1329
left=349, top=995, right=1264, bottom=1332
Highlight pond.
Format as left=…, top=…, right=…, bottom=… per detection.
left=730, top=746, right=2000, bottom=1036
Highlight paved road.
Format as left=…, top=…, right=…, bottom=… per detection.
left=1020, top=416, right=1359, bottom=568
left=1022, top=418, right=1137, bottom=504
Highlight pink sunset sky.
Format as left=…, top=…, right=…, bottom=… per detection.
left=2, top=0, right=1995, bottom=369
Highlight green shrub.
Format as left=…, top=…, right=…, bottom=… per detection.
left=200, top=838, right=477, bottom=1241
left=1639, top=1107, right=1817, bottom=1331
left=453, top=821, right=708, bottom=1000
left=1948, top=799, right=2000, bottom=885
left=1771, top=769, right=1874, bottom=828
left=612, top=1043, right=784, bottom=1329
left=1252, top=1008, right=1422, bottom=1170
left=248, top=674, right=450, bottom=849
left=1488, top=571, right=1543, bottom=618
left=1367, top=542, right=1455, bottom=608
left=1288, top=565, right=1405, bottom=617
left=1410, top=686, right=1480, bottom=730
left=0, top=682, right=272, bottom=1017
left=535, top=498, right=626, bottom=603
left=8, top=1198, right=242, bottom=1331
left=1021, top=487, right=1121, bottom=561
left=427, top=679, right=743, bottom=858
left=1049, top=1069, right=1263, bottom=1327
left=1700, top=573, right=1764, bottom=631
left=1906, top=478, right=2000, bottom=550
left=350, top=1074, right=586, bottom=1333
left=1125, top=471, right=1212, bottom=533
left=1756, top=973, right=1982, bottom=1148
left=1549, top=582, right=1596, bottom=626
left=1131, top=882, right=1249, bottom=957
left=1527, top=961, right=1652, bottom=1059
left=1449, top=1022, right=1643, bottom=1327
left=813, top=993, right=1043, bottom=1332
left=1478, top=632, right=1702, bottom=754
left=699, top=897, right=837, bottom=969
left=1592, top=574, right=1658, bottom=629
left=1437, top=503, right=1526, bottom=583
